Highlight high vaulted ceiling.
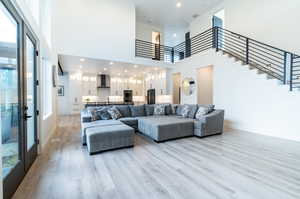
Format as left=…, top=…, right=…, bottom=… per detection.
left=133, top=0, right=223, bottom=28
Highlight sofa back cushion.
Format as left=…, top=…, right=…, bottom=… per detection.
left=145, top=105, right=155, bottom=116
left=130, top=105, right=146, bottom=117
left=114, top=105, right=131, bottom=117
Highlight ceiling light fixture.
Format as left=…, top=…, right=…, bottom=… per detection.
left=79, top=65, right=83, bottom=69
left=173, top=33, right=177, bottom=37
left=80, top=58, right=85, bottom=62
left=176, top=2, right=182, bottom=8
left=104, top=68, right=107, bottom=71
left=124, top=69, right=128, bottom=73
left=109, top=61, right=114, bottom=65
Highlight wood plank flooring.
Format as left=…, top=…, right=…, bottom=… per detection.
left=12, top=115, right=300, bottom=199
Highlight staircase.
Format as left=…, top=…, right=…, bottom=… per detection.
left=135, top=27, right=300, bottom=91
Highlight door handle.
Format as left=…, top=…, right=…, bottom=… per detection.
left=24, top=114, right=32, bottom=120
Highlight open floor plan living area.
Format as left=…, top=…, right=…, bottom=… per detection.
left=1, top=0, right=300, bottom=199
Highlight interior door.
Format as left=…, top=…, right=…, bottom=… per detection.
left=23, top=25, right=38, bottom=171
left=0, top=1, right=25, bottom=198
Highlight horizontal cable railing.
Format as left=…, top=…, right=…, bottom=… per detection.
left=135, top=27, right=300, bottom=91
left=216, top=27, right=286, bottom=82
left=135, top=39, right=174, bottom=63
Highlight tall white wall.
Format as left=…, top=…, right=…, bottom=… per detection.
left=190, top=0, right=300, bottom=55
left=226, top=0, right=300, bottom=55
left=52, top=0, right=136, bottom=63
left=169, top=49, right=300, bottom=142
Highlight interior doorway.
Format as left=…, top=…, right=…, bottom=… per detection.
left=152, top=31, right=161, bottom=60
left=197, top=66, right=213, bottom=105
left=172, top=73, right=181, bottom=104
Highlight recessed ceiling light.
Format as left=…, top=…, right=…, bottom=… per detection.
left=176, top=2, right=182, bottom=8
left=109, top=61, right=114, bottom=65
left=80, top=58, right=85, bottom=62
left=79, top=65, right=83, bottom=68
left=134, top=65, right=138, bottom=68
left=173, top=33, right=177, bottom=37
left=104, top=68, right=107, bottom=71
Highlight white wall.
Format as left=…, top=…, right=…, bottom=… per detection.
left=52, top=0, right=136, bottom=63
left=190, top=0, right=300, bottom=55
left=169, top=49, right=300, bottom=142
left=225, top=0, right=300, bottom=55
left=189, top=2, right=224, bottom=37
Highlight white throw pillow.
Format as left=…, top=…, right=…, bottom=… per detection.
left=154, top=104, right=165, bottom=115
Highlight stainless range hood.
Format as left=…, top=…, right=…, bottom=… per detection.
left=97, top=74, right=110, bottom=88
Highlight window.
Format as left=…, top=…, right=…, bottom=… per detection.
left=42, top=58, right=52, bottom=118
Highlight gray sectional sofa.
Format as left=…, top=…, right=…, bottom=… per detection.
left=81, top=104, right=224, bottom=154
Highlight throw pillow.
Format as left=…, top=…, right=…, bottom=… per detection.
left=181, top=105, right=190, bottom=118
left=108, top=107, right=122, bottom=120
left=154, top=104, right=165, bottom=115
left=195, top=106, right=210, bottom=119
left=94, top=107, right=111, bottom=120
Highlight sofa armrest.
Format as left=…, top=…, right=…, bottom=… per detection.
left=81, top=110, right=93, bottom=123
left=194, top=109, right=225, bottom=137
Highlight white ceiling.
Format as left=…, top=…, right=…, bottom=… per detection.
left=133, top=0, right=223, bottom=28
left=59, top=54, right=167, bottom=78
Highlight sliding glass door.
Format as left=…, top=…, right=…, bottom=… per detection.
left=1, top=0, right=39, bottom=198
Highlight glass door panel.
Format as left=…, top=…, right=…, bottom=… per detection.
left=25, top=36, right=35, bottom=151
left=0, top=0, right=20, bottom=179
left=24, top=29, right=38, bottom=171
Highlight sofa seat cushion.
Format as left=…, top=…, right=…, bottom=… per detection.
left=130, top=105, right=146, bottom=117
left=86, top=124, right=135, bottom=153
left=138, top=116, right=194, bottom=142
left=118, top=117, right=138, bottom=128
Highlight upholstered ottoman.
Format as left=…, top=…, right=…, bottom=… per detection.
left=138, top=116, right=194, bottom=142
left=86, top=124, right=135, bottom=154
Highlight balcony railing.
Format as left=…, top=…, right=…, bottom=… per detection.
left=135, top=27, right=300, bottom=91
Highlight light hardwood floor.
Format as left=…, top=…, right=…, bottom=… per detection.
left=12, top=115, right=300, bottom=199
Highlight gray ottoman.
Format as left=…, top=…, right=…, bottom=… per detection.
left=138, top=116, right=194, bottom=142
left=86, top=124, right=135, bottom=154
